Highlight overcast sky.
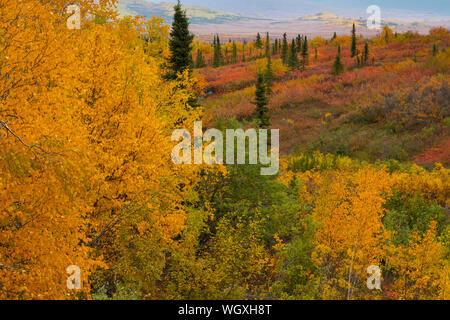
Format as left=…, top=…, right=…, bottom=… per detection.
left=163, top=0, right=450, bottom=20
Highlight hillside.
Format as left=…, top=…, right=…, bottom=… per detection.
left=197, top=28, right=450, bottom=166
left=2, top=0, right=450, bottom=302
left=117, top=1, right=450, bottom=37
left=297, top=11, right=399, bottom=28
left=116, top=0, right=255, bottom=24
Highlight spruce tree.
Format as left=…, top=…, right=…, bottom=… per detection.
left=213, top=34, right=222, bottom=67
left=265, top=32, right=271, bottom=58
left=332, top=45, right=344, bottom=76
left=432, top=43, right=438, bottom=56
left=296, top=35, right=303, bottom=52
left=288, top=39, right=300, bottom=70
left=195, top=48, right=206, bottom=68
left=256, top=32, right=263, bottom=49
left=273, top=39, right=278, bottom=55
left=351, top=23, right=357, bottom=57
left=363, top=41, right=369, bottom=65
left=232, top=41, right=238, bottom=63
left=254, top=73, right=270, bottom=128
left=167, top=0, right=194, bottom=79
left=281, top=33, right=288, bottom=65
left=301, top=36, right=309, bottom=70
left=331, top=32, right=337, bottom=41
left=224, top=47, right=229, bottom=64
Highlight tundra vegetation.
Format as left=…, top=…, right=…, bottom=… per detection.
left=0, top=0, right=449, bottom=300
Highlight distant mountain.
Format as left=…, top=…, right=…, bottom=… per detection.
left=116, top=0, right=263, bottom=24
left=178, top=0, right=450, bottom=21
left=295, top=12, right=399, bottom=28
left=116, top=1, right=450, bottom=38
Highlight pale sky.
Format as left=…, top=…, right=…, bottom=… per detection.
left=162, top=0, right=450, bottom=21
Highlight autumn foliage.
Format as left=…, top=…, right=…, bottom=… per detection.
left=0, top=0, right=449, bottom=300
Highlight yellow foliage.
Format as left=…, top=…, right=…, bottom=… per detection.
left=0, top=0, right=203, bottom=299
left=386, top=221, right=447, bottom=300
left=311, top=167, right=392, bottom=299
left=251, top=58, right=287, bottom=76
left=390, top=164, right=449, bottom=206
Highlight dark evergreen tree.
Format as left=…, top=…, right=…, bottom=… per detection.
left=166, top=0, right=194, bottom=79
left=363, top=41, right=369, bottom=65
left=213, top=34, right=222, bottom=67
left=281, top=33, right=288, bottom=65
left=432, top=43, right=438, bottom=56
left=212, top=35, right=216, bottom=64
left=273, top=39, right=278, bottom=55
left=351, top=22, right=357, bottom=57
left=265, top=32, right=271, bottom=58
left=232, top=41, right=238, bottom=63
left=254, top=73, right=270, bottom=128
left=301, top=36, right=309, bottom=70
left=288, top=39, right=300, bottom=70
left=331, top=32, right=337, bottom=41
left=224, top=46, right=229, bottom=64
left=331, top=45, right=344, bottom=76
left=256, top=32, right=263, bottom=49
left=195, top=48, right=206, bottom=68
left=296, top=35, right=302, bottom=52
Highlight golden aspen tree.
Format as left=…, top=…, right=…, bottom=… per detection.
left=0, top=0, right=204, bottom=299
left=386, top=221, right=447, bottom=300
left=311, top=168, right=392, bottom=300
left=0, top=0, right=114, bottom=300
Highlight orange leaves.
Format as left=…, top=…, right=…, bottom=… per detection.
left=386, top=221, right=446, bottom=300
left=380, top=26, right=395, bottom=44
left=311, top=168, right=393, bottom=292
left=1, top=0, right=449, bottom=300
left=390, top=163, right=450, bottom=206
left=0, top=154, right=96, bottom=299
left=429, top=27, right=450, bottom=39
left=279, top=155, right=394, bottom=299
left=0, top=0, right=204, bottom=299
left=277, top=152, right=450, bottom=300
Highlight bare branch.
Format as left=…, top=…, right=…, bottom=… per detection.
left=0, top=120, right=65, bottom=161
left=87, top=203, right=143, bottom=248
left=0, top=263, right=24, bottom=271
